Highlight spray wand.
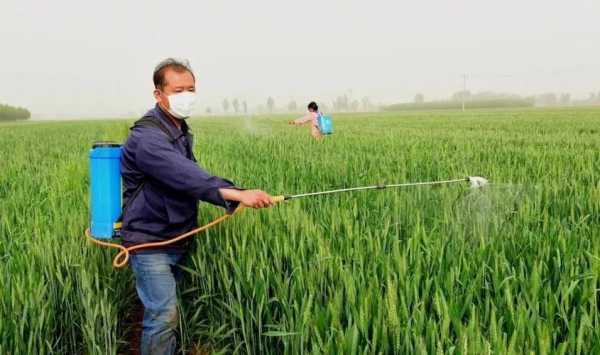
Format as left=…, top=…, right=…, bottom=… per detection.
left=85, top=176, right=488, bottom=268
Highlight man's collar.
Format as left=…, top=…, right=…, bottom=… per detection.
left=154, top=104, right=190, bottom=137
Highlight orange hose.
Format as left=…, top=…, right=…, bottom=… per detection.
left=85, top=195, right=285, bottom=268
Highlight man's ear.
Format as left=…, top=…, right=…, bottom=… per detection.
left=153, top=89, right=161, bottom=102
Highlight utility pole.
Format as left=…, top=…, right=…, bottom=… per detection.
left=461, top=74, right=467, bottom=112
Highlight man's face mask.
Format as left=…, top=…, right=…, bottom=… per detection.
left=165, top=91, right=197, bottom=119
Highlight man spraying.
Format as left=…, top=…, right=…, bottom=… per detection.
left=120, top=58, right=274, bottom=354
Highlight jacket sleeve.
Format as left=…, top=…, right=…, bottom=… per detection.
left=134, top=128, right=239, bottom=210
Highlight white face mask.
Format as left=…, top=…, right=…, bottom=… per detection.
left=166, top=91, right=196, bottom=119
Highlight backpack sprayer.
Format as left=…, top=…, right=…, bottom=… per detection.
left=85, top=142, right=488, bottom=268
left=317, top=113, right=333, bottom=135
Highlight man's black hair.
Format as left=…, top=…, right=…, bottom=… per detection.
left=307, top=101, right=318, bottom=111
left=153, top=58, right=195, bottom=89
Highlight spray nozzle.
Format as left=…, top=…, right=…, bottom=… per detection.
left=467, top=176, right=489, bottom=188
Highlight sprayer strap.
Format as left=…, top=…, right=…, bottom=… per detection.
left=132, top=116, right=177, bottom=143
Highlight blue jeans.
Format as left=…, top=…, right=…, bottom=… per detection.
left=130, top=251, right=185, bottom=355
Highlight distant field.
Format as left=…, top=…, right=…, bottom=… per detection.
left=1, top=108, right=599, bottom=354
left=383, top=98, right=534, bottom=111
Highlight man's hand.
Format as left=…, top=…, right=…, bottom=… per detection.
left=219, top=188, right=274, bottom=208
left=239, top=190, right=274, bottom=208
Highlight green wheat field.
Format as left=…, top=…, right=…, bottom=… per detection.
left=1, top=108, right=599, bottom=354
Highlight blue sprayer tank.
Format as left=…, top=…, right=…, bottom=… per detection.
left=89, top=142, right=122, bottom=239
left=317, top=114, right=333, bottom=135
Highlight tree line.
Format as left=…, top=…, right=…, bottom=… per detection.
left=385, top=91, right=535, bottom=111
left=0, top=103, right=31, bottom=121
left=386, top=89, right=600, bottom=112
left=210, top=95, right=376, bottom=115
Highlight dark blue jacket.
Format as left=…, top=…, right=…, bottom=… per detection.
left=120, top=105, right=238, bottom=249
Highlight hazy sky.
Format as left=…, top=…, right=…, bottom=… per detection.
left=1, top=0, right=599, bottom=118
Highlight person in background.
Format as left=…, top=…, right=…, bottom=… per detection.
left=289, top=101, right=322, bottom=139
